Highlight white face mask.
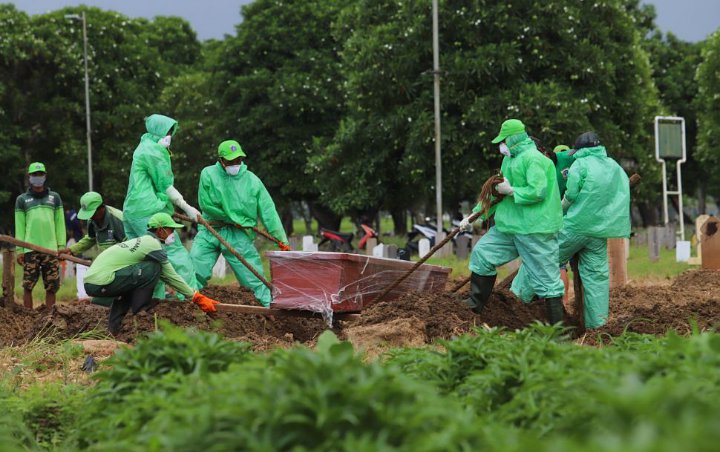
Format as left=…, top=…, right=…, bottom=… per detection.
left=158, top=135, right=172, bottom=148
left=164, top=232, right=176, bottom=245
left=499, top=143, right=511, bottom=157
left=225, top=165, right=241, bottom=176
left=29, top=175, right=46, bottom=187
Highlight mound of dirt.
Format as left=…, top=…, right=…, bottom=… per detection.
left=670, top=269, right=720, bottom=295
left=0, top=305, right=39, bottom=347
left=595, top=269, right=720, bottom=339
left=1, top=270, right=718, bottom=351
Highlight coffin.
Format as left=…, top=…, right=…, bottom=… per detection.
left=267, top=251, right=451, bottom=314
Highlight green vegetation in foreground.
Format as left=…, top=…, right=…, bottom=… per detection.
left=2, top=324, right=720, bottom=450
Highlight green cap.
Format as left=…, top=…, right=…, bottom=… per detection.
left=77, top=192, right=103, bottom=220
left=147, top=212, right=184, bottom=229
left=553, top=145, right=570, bottom=153
left=491, top=119, right=526, bottom=144
left=28, top=162, right=46, bottom=173
left=218, top=140, right=246, bottom=160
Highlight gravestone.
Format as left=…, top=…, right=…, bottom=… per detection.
left=455, top=235, right=470, bottom=260
left=648, top=227, right=661, bottom=262
left=386, top=244, right=398, bottom=259
left=302, top=235, right=318, bottom=252
left=701, top=216, right=720, bottom=270
left=418, top=238, right=431, bottom=258
left=372, top=243, right=385, bottom=258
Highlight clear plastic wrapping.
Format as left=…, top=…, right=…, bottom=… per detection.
left=266, top=251, right=452, bottom=323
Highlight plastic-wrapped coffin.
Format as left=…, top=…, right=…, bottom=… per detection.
left=266, top=251, right=451, bottom=316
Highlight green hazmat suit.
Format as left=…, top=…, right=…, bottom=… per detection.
left=190, top=162, right=288, bottom=307
left=469, top=132, right=564, bottom=299
left=122, top=114, right=198, bottom=298
left=510, top=145, right=630, bottom=328
left=555, top=150, right=575, bottom=198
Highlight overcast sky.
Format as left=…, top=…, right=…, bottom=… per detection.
left=8, top=0, right=720, bottom=42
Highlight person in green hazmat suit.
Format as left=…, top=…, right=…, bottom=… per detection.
left=84, top=213, right=219, bottom=334
left=122, top=114, right=199, bottom=298
left=458, top=119, right=565, bottom=323
left=190, top=140, right=289, bottom=307
left=510, top=132, right=630, bottom=328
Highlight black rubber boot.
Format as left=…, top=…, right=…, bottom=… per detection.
left=546, top=297, right=565, bottom=325
left=464, top=273, right=496, bottom=314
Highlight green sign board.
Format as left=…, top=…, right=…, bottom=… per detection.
left=657, top=121, right=683, bottom=159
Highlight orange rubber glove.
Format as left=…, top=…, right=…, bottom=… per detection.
left=279, top=242, right=291, bottom=251
left=192, top=292, right=219, bottom=313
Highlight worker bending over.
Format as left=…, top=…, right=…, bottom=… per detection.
left=511, top=132, right=630, bottom=328
left=190, top=140, right=288, bottom=307
left=84, top=213, right=219, bottom=334
left=460, top=119, right=565, bottom=323
left=62, top=191, right=126, bottom=256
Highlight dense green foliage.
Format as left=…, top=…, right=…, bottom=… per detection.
left=0, top=1, right=718, bottom=231
left=2, top=325, right=720, bottom=450
left=697, top=30, right=720, bottom=181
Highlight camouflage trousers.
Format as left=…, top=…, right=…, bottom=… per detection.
left=22, top=252, right=60, bottom=294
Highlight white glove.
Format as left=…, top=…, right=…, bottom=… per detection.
left=181, top=204, right=201, bottom=221
left=458, top=216, right=473, bottom=232
left=561, top=196, right=572, bottom=211
left=166, top=186, right=200, bottom=221
left=496, top=177, right=514, bottom=195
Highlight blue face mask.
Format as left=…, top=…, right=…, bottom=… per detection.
left=225, top=165, right=241, bottom=176
left=29, top=175, right=46, bottom=187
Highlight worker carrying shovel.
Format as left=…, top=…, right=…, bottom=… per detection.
left=84, top=213, right=219, bottom=334
left=458, top=119, right=565, bottom=323
left=122, top=114, right=200, bottom=299
left=190, top=140, right=289, bottom=307
left=510, top=132, right=630, bottom=328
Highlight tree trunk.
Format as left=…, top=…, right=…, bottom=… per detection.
left=280, top=205, right=294, bottom=237
left=698, top=186, right=706, bottom=215
left=390, top=209, right=407, bottom=236
left=669, top=195, right=694, bottom=225
left=637, top=200, right=661, bottom=227
left=308, top=200, right=342, bottom=231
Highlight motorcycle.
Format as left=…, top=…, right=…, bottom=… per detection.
left=403, top=217, right=473, bottom=256
left=318, top=222, right=379, bottom=253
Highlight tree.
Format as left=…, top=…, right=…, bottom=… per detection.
left=213, top=0, right=351, bottom=231
left=644, top=31, right=704, bottom=218
left=696, top=29, right=720, bottom=207
left=0, top=6, right=202, bottom=229
left=314, top=0, right=661, bottom=230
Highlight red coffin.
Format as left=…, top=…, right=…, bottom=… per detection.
left=267, top=251, right=452, bottom=314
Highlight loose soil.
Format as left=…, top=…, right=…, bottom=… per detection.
left=1, top=270, right=719, bottom=351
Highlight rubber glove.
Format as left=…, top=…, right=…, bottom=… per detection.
left=561, top=196, right=572, bottom=211
left=458, top=216, right=473, bottom=232
left=192, top=292, right=219, bottom=313
left=495, top=177, right=514, bottom=195
left=166, top=186, right=201, bottom=221
left=279, top=242, right=291, bottom=251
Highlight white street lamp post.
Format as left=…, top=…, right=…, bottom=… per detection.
left=65, top=12, right=93, bottom=191
left=432, top=0, right=443, bottom=243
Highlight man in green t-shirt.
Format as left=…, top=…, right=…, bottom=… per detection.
left=84, top=212, right=219, bottom=334
left=14, top=162, right=66, bottom=308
